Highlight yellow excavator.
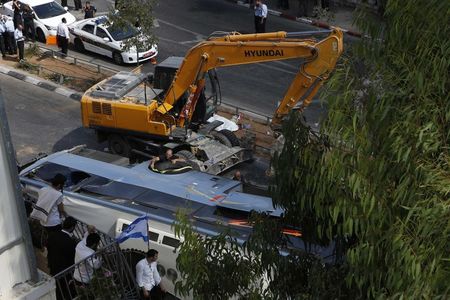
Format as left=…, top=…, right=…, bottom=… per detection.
left=81, top=28, right=343, bottom=174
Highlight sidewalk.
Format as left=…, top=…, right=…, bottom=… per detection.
left=230, top=0, right=361, bottom=36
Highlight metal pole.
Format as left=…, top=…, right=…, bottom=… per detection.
left=0, top=91, right=39, bottom=283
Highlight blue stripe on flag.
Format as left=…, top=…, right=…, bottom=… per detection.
left=116, top=215, right=149, bottom=244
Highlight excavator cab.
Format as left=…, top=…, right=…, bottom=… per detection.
left=153, top=56, right=221, bottom=125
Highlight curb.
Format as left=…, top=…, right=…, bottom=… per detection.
left=227, top=0, right=362, bottom=38
left=0, top=63, right=83, bottom=101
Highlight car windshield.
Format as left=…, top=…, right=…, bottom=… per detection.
left=108, top=25, right=138, bottom=41
left=32, top=2, right=66, bottom=19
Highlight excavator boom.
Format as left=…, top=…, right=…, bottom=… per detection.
left=159, top=29, right=344, bottom=127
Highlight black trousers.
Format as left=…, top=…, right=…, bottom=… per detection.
left=140, top=285, right=164, bottom=300
left=254, top=16, right=266, bottom=33
left=24, top=21, right=35, bottom=41
left=0, top=34, right=5, bottom=56
left=58, top=36, right=68, bottom=55
left=74, top=0, right=82, bottom=10
left=7, top=32, right=16, bottom=54
left=17, top=40, right=24, bottom=60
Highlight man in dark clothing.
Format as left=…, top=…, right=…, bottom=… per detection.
left=149, top=149, right=185, bottom=170
left=74, top=0, right=82, bottom=11
left=47, top=216, right=78, bottom=276
left=83, top=1, right=96, bottom=19
left=12, top=0, right=22, bottom=28
left=22, top=5, right=35, bottom=41
left=0, top=18, right=6, bottom=58
left=47, top=217, right=78, bottom=300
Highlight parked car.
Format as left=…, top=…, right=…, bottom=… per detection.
left=68, top=16, right=158, bottom=64
left=1, top=0, right=76, bottom=43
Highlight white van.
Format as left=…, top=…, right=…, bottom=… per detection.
left=1, top=0, right=76, bottom=43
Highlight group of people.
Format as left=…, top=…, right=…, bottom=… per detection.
left=30, top=173, right=103, bottom=299
left=0, top=0, right=34, bottom=61
left=30, top=173, right=166, bottom=299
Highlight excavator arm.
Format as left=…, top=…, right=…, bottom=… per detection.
left=157, top=29, right=343, bottom=128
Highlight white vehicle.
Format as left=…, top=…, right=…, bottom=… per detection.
left=1, top=0, right=76, bottom=43
left=68, top=16, right=158, bottom=64
left=19, top=146, right=336, bottom=298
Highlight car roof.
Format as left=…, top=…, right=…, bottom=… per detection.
left=75, top=16, right=109, bottom=29
left=16, top=0, right=58, bottom=6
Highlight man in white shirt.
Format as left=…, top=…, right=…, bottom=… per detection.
left=254, top=0, right=268, bottom=33
left=73, top=233, right=102, bottom=285
left=56, top=17, right=69, bottom=56
left=31, top=173, right=67, bottom=233
left=14, top=24, right=24, bottom=61
left=4, top=16, right=16, bottom=55
left=136, top=249, right=166, bottom=300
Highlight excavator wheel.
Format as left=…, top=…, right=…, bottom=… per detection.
left=212, top=129, right=240, bottom=147
left=108, top=134, right=131, bottom=157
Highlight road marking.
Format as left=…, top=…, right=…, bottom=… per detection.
left=156, top=19, right=205, bottom=40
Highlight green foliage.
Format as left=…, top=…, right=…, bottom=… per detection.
left=173, top=211, right=265, bottom=299
left=172, top=0, right=449, bottom=299
left=317, top=0, right=449, bottom=297
left=108, top=0, right=157, bottom=56
left=25, top=42, right=41, bottom=58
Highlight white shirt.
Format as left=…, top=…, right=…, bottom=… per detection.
left=14, top=28, right=24, bottom=41
left=0, top=22, right=5, bottom=34
left=255, top=3, right=268, bottom=18
left=73, top=240, right=102, bottom=283
left=4, top=19, right=15, bottom=32
left=136, top=258, right=161, bottom=291
left=57, top=22, right=69, bottom=38
left=38, top=186, right=63, bottom=227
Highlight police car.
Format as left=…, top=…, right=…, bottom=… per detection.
left=68, top=16, right=158, bottom=64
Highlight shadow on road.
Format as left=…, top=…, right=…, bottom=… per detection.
left=52, top=127, right=107, bottom=153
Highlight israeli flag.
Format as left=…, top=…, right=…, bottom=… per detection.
left=116, top=215, right=149, bottom=244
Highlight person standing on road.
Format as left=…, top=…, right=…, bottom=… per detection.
left=0, top=17, right=6, bottom=58
left=74, top=0, right=82, bottom=11
left=4, top=16, right=16, bottom=55
left=83, top=1, right=97, bottom=19
left=56, top=18, right=69, bottom=56
left=254, top=0, right=268, bottom=33
left=22, top=5, right=35, bottom=42
left=136, top=249, right=166, bottom=300
left=14, top=24, right=24, bottom=61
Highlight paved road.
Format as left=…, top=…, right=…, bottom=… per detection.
left=0, top=74, right=105, bottom=164
left=55, top=0, right=327, bottom=123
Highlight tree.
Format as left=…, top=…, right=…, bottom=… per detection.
left=108, top=0, right=157, bottom=64
left=174, top=0, right=450, bottom=298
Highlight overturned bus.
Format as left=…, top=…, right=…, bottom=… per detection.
left=19, top=145, right=337, bottom=299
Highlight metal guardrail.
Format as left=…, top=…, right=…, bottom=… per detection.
left=53, top=240, right=140, bottom=300
left=30, top=42, right=120, bottom=74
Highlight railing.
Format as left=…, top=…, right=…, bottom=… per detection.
left=53, top=240, right=140, bottom=300
left=27, top=42, right=120, bottom=74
